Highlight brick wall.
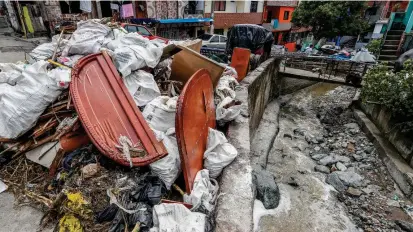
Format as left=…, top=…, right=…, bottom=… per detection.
left=205, top=12, right=263, bottom=29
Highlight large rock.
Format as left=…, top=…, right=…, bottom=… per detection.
left=311, top=153, right=328, bottom=161
left=336, top=171, right=365, bottom=188
left=326, top=172, right=347, bottom=192
left=253, top=168, right=280, bottom=209
left=315, top=165, right=330, bottom=174
left=319, top=155, right=350, bottom=166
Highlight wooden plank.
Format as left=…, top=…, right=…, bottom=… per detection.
left=170, top=45, right=225, bottom=88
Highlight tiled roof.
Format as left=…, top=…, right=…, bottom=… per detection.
left=205, top=12, right=263, bottom=29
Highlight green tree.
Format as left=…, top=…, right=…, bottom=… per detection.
left=291, top=1, right=369, bottom=39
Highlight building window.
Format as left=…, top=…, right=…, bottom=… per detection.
left=250, top=1, right=258, bottom=13
left=214, top=29, right=224, bottom=35
left=283, top=11, right=290, bottom=20
left=59, top=1, right=82, bottom=14
left=214, top=1, right=226, bottom=11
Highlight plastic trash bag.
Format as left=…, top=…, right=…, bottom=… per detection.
left=111, top=33, right=164, bottom=77
left=226, top=24, right=274, bottom=55
left=62, top=20, right=111, bottom=56
left=130, top=174, right=167, bottom=206
left=183, top=169, right=219, bottom=214
left=123, top=70, right=161, bottom=107
left=96, top=204, right=119, bottom=223
left=0, top=61, right=64, bottom=139
left=142, top=96, right=177, bottom=133
left=351, top=48, right=376, bottom=63
left=109, top=202, right=153, bottom=232
left=204, top=128, right=238, bottom=178
left=150, top=128, right=181, bottom=189
left=58, top=55, right=84, bottom=68
left=150, top=203, right=206, bottom=232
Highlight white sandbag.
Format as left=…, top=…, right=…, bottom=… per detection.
left=215, top=75, right=238, bottom=102
left=150, top=128, right=180, bottom=189
left=216, top=96, right=242, bottom=124
left=47, top=67, right=71, bottom=88
left=123, top=70, right=160, bottom=107
left=183, top=169, right=219, bottom=214
left=204, top=128, right=238, bottom=178
left=351, top=48, right=376, bottom=63
left=29, top=35, right=68, bottom=62
left=0, top=62, right=26, bottom=72
left=0, top=61, right=63, bottom=139
left=112, top=33, right=163, bottom=77
left=151, top=203, right=206, bottom=232
left=143, top=96, right=177, bottom=133
left=102, top=28, right=127, bottom=51
left=0, top=62, right=26, bottom=85
left=62, top=20, right=110, bottom=56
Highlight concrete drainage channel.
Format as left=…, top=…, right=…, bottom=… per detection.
left=217, top=58, right=413, bottom=232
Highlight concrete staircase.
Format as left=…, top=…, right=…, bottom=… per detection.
left=378, top=30, right=404, bottom=65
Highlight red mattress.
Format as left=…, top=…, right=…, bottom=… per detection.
left=70, top=52, right=167, bottom=166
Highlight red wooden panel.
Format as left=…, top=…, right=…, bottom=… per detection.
left=176, top=69, right=216, bottom=193
left=230, top=47, right=251, bottom=82
left=70, top=52, right=167, bottom=166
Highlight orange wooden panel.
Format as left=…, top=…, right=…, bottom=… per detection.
left=230, top=47, right=251, bottom=82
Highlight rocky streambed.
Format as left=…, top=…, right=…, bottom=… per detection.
left=253, top=83, right=413, bottom=232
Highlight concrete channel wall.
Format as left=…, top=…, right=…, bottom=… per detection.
left=360, top=103, right=413, bottom=167
left=215, top=58, right=281, bottom=232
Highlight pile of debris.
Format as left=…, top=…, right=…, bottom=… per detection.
left=0, top=19, right=251, bottom=231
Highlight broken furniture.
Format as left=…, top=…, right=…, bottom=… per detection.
left=70, top=52, right=167, bottom=166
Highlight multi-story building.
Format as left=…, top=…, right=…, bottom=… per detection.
left=204, top=0, right=264, bottom=36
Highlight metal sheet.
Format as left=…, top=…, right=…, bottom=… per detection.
left=176, top=69, right=216, bottom=193
left=230, top=47, right=251, bottom=82
left=70, top=52, right=167, bottom=166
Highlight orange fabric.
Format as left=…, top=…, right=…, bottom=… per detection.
left=230, top=47, right=251, bottom=82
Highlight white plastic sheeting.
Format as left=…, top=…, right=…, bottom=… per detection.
left=110, top=33, right=164, bottom=77
left=150, top=203, right=206, bottom=232
left=142, top=96, right=177, bottom=133
left=62, top=20, right=111, bottom=57
left=0, top=61, right=67, bottom=139
left=123, top=70, right=161, bottom=107
left=150, top=128, right=181, bottom=189
left=351, top=48, right=376, bottom=63
left=216, top=97, right=242, bottom=124
left=183, top=169, right=219, bottom=214
left=204, top=128, right=238, bottom=178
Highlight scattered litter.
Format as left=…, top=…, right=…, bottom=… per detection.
left=81, top=163, right=100, bottom=179
left=58, top=214, right=83, bottom=232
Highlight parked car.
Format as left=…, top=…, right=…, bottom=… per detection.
left=198, top=33, right=227, bottom=49
left=121, top=23, right=169, bottom=44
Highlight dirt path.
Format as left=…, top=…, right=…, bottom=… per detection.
left=254, top=83, right=413, bottom=232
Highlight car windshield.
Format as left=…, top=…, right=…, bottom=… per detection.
left=198, top=34, right=213, bottom=41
